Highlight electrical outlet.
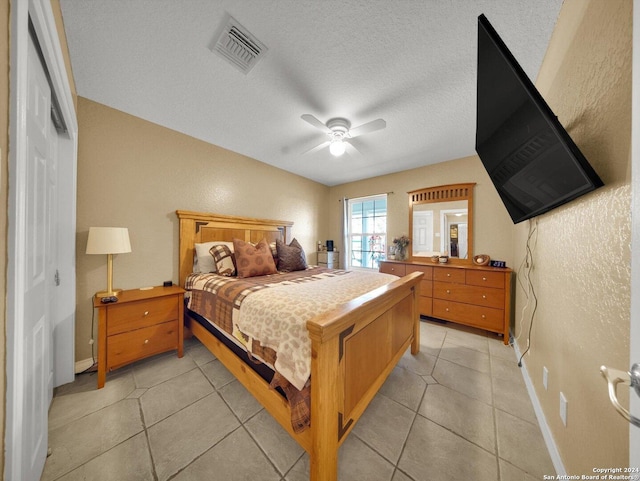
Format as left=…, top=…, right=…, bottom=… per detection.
left=560, top=392, right=568, bottom=426
left=543, top=366, right=548, bottom=390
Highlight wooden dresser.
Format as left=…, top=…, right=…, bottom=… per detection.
left=94, top=285, right=185, bottom=388
left=380, top=261, right=512, bottom=344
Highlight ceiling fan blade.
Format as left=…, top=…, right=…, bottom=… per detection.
left=301, top=114, right=331, bottom=133
left=349, top=118, right=386, bottom=138
left=345, top=141, right=361, bottom=157
left=303, top=140, right=330, bottom=155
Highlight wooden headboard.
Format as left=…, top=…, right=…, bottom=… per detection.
left=176, top=210, right=293, bottom=287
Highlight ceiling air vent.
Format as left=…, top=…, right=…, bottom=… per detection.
left=211, top=15, right=268, bottom=74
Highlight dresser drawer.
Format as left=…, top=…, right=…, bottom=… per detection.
left=465, top=270, right=505, bottom=289
left=107, top=320, right=179, bottom=370
left=433, top=299, right=504, bottom=331
left=418, top=279, right=433, bottom=297
left=433, top=281, right=504, bottom=309
left=406, top=264, right=433, bottom=280
left=433, top=267, right=465, bottom=284
left=418, top=296, right=433, bottom=317
left=107, top=296, right=178, bottom=336
left=380, top=262, right=406, bottom=276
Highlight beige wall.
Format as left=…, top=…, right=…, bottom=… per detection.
left=513, top=0, right=632, bottom=472
left=328, top=154, right=515, bottom=267
left=1, top=0, right=9, bottom=475
left=75, top=98, right=330, bottom=361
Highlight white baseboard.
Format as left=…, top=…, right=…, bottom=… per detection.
left=74, top=357, right=95, bottom=374
left=512, top=341, right=566, bottom=475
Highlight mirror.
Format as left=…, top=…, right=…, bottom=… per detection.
left=408, top=183, right=475, bottom=264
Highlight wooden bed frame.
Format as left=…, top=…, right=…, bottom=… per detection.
left=176, top=210, right=423, bottom=481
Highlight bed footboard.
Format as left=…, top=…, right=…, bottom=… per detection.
left=306, top=270, right=423, bottom=481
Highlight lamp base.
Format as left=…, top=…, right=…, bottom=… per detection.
left=95, top=288, right=123, bottom=298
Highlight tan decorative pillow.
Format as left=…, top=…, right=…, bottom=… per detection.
left=276, top=238, right=308, bottom=272
left=209, top=244, right=236, bottom=276
left=233, top=238, right=278, bottom=278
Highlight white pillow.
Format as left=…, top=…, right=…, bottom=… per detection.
left=194, top=241, right=234, bottom=273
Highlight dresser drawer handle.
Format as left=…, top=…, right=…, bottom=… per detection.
left=445, top=308, right=450, bottom=312
left=446, top=289, right=451, bottom=294
left=482, top=277, right=487, bottom=281
left=144, top=311, right=149, bottom=316
left=144, top=339, right=149, bottom=344
left=447, top=273, right=451, bottom=277
left=481, top=315, right=486, bottom=319
left=482, top=295, right=487, bottom=299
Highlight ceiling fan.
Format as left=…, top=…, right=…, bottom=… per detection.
left=301, top=114, right=387, bottom=157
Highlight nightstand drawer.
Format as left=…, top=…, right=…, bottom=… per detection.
left=107, top=320, right=179, bottom=370
left=107, top=296, right=178, bottom=335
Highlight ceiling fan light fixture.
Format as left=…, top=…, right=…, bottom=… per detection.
left=329, top=139, right=346, bottom=156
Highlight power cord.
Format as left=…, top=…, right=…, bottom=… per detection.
left=517, top=219, right=538, bottom=367
left=78, top=297, right=97, bottom=374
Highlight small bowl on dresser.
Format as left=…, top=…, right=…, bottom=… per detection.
left=438, top=256, right=449, bottom=264
left=431, top=255, right=440, bottom=263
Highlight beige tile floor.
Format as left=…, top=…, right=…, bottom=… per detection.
left=42, top=320, right=555, bottom=481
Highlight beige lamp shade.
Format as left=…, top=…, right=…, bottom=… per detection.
left=86, top=227, right=131, bottom=254
left=86, top=227, right=131, bottom=297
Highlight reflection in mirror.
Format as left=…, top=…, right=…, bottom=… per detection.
left=409, top=183, right=475, bottom=264
left=413, top=201, right=468, bottom=258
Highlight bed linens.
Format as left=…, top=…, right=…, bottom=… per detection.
left=237, top=269, right=397, bottom=390
left=185, top=267, right=397, bottom=390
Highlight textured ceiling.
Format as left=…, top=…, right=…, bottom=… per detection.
left=59, top=0, right=563, bottom=186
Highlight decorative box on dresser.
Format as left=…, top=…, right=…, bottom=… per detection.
left=317, top=250, right=340, bottom=269
left=94, top=285, right=185, bottom=388
left=380, top=260, right=512, bottom=344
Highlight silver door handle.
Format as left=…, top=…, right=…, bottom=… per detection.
left=600, top=363, right=640, bottom=427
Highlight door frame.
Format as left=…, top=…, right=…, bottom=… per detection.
left=6, top=0, right=78, bottom=479
left=630, top=0, right=640, bottom=467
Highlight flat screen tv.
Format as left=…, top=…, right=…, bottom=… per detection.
left=475, top=14, right=603, bottom=224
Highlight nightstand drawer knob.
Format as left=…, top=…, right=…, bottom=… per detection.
left=482, top=277, right=487, bottom=281
left=144, top=311, right=149, bottom=316
left=446, top=289, right=451, bottom=294
left=482, top=295, right=487, bottom=299
left=481, top=315, right=486, bottom=319
left=144, top=339, right=149, bottom=344
left=447, top=273, right=451, bottom=277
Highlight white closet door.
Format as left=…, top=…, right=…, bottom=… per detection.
left=20, top=34, right=55, bottom=481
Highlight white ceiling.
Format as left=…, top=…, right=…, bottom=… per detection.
left=59, top=0, right=563, bottom=186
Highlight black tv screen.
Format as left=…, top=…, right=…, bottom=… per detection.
left=475, top=14, right=603, bottom=224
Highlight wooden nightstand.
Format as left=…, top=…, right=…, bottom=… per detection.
left=94, top=285, right=185, bottom=388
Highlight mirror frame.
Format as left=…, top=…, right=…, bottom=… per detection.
left=408, top=183, right=475, bottom=265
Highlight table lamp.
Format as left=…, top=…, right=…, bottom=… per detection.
left=86, top=227, right=131, bottom=297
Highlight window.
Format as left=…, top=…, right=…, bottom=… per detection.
left=346, top=194, right=387, bottom=269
